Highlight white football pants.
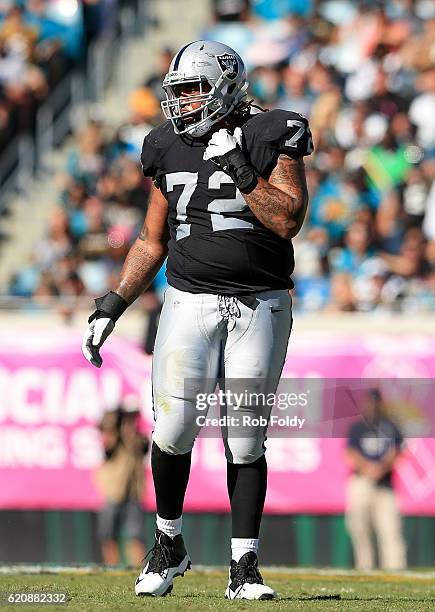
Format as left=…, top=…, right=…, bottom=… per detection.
left=152, top=286, right=292, bottom=464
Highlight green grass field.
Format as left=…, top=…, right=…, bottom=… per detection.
left=1, top=569, right=435, bottom=611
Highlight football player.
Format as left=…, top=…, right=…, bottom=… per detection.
left=82, top=40, right=313, bottom=600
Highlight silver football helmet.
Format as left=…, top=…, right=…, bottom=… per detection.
left=161, top=40, right=248, bottom=137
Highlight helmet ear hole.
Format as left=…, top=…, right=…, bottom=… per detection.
left=227, top=83, right=236, bottom=95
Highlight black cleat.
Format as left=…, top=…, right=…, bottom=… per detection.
left=135, top=530, right=191, bottom=597
left=225, top=551, right=277, bottom=600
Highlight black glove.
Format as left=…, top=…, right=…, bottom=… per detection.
left=203, top=127, right=258, bottom=194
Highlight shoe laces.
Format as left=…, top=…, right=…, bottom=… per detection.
left=232, top=555, right=264, bottom=597
left=143, top=533, right=173, bottom=576
left=218, top=295, right=241, bottom=331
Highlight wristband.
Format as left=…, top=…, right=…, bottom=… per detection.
left=88, top=291, right=129, bottom=323
left=215, top=148, right=258, bottom=194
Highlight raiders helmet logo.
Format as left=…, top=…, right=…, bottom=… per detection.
left=216, top=53, right=238, bottom=80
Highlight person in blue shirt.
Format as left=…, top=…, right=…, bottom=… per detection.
left=345, top=389, right=407, bottom=570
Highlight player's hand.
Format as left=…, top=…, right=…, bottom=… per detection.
left=203, top=127, right=242, bottom=160
left=203, top=127, right=256, bottom=194
left=82, top=315, right=115, bottom=368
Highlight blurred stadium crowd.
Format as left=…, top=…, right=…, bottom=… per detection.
left=8, top=0, right=435, bottom=314
left=0, top=0, right=130, bottom=154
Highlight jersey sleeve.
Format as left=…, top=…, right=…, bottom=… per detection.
left=267, top=109, right=314, bottom=159
left=242, top=109, right=314, bottom=179
left=140, top=132, right=164, bottom=188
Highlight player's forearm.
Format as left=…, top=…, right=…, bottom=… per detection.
left=243, top=177, right=308, bottom=240
left=115, top=237, right=167, bottom=304
left=204, top=132, right=309, bottom=240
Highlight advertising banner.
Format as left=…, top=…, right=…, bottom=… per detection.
left=0, top=330, right=434, bottom=514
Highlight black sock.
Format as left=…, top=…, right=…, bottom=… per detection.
left=151, top=442, right=191, bottom=519
left=227, top=455, right=267, bottom=538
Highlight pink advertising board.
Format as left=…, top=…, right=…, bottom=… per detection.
left=0, top=329, right=434, bottom=514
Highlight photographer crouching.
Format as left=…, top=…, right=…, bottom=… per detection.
left=94, top=396, right=149, bottom=566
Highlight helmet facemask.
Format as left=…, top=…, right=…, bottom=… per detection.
left=161, top=68, right=247, bottom=138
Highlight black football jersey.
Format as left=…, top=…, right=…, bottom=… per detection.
left=141, top=109, right=313, bottom=295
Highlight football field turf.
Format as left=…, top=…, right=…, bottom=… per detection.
left=1, top=568, right=435, bottom=611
